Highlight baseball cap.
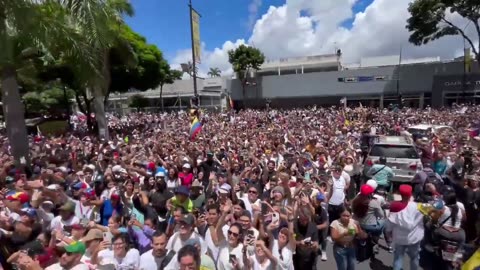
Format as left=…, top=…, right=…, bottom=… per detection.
left=73, top=182, right=88, bottom=190
left=180, top=214, right=195, bottom=226
left=155, top=171, right=165, bottom=177
left=316, top=192, right=325, bottom=201
left=399, top=184, right=413, bottom=198
left=58, top=201, right=76, bottom=212
left=71, top=223, right=86, bottom=230
left=365, top=179, right=378, bottom=190
left=175, top=186, right=190, bottom=196
left=182, top=163, right=191, bottom=169
left=81, top=229, right=103, bottom=242
left=6, top=192, right=30, bottom=204
left=360, top=184, right=375, bottom=196
left=64, top=241, right=86, bottom=255
left=21, top=207, right=37, bottom=218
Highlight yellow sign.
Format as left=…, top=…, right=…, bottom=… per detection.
left=191, top=9, right=201, bottom=63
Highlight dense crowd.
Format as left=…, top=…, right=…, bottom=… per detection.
left=0, top=105, right=479, bottom=270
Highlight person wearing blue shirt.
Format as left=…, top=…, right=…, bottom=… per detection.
left=367, top=157, right=394, bottom=191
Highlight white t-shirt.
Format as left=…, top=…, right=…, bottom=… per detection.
left=138, top=249, right=178, bottom=270
left=49, top=215, right=80, bottom=231
left=205, top=227, right=220, bottom=261
left=97, top=248, right=140, bottom=270
left=166, top=231, right=207, bottom=255
left=271, top=239, right=294, bottom=270
left=250, top=255, right=273, bottom=270
left=217, top=241, right=244, bottom=270
left=329, top=176, right=346, bottom=206
left=74, top=200, right=94, bottom=222
left=46, top=263, right=89, bottom=270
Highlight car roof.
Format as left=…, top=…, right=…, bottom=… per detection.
left=375, top=136, right=414, bottom=146
left=408, top=124, right=450, bottom=130
left=408, top=124, right=432, bottom=130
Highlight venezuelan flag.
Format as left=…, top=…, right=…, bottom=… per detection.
left=190, top=117, right=202, bottom=140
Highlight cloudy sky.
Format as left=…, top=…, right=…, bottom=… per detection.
left=126, top=0, right=478, bottom=77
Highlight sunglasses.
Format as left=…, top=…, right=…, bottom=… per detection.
left=227, top=230, right=239, bottom=238
left=248, top=190, right=257, bottom=194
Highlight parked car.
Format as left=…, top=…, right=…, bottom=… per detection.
left=363, top=136, right=422, bottom=183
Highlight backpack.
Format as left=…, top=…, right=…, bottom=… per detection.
left=424, top=170, right=443, bottom=191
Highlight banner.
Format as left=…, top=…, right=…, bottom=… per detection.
left=191, top=9, right=201, bottom=63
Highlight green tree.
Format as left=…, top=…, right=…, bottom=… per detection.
left=107, top=24, right=165, bottom=105
left=0, top=0, right=96, bottom=164
left=207, top=67, right=221, bottom=77
left=406, top=0, right=480, bottom=62
left=158, top=62, right=183, bottom=111
left=129, top=94, right=149, bottom=110
left=228, top=45, right=265, bottom=99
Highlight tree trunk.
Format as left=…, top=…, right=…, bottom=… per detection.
left=1, top=65, right=30, bottom=166
left=160, top=84, right=164, bottom=112
left=94, top=50, right=111, bottom=140
left=103, top=89, right=111, bottom=107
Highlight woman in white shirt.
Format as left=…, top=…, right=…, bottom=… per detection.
left=215, top=202, right=244, bottom=270
left=245, top=239, right=274, bottom=270
left=93, top=234, right=140, bottom=269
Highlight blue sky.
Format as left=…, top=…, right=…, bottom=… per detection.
left=125, top=0, right=374, bottom=62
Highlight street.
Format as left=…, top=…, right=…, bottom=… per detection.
left=315, top=240, right=411, bottom=270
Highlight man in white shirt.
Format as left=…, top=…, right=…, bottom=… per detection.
left=97, top=234, right=140, bottom=269
left=49, top=201, right=80, bottom=231
left=327, top=166, right=348, bottom=227
left=46, top=242, right=89, bottom=270
left=386, top=185, right=424, bottom=270
left=139, top=231, right=178, bottom=270
left=166, top=213, right=207, bottom=254
left=204, top=204, right=221, bottom=262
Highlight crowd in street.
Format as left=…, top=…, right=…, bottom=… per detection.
left=0, top=105, right=479, bottom=270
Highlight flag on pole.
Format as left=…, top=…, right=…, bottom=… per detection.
left=340, top=97, right=347, bottom=105
left=189, top=117, right=202, bottom=140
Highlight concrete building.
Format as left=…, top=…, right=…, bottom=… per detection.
left=107, top=77, right=227, bottom=113
left=229, top=54, right=480, bottom=109
left=107, top=53, right=479, bottom=112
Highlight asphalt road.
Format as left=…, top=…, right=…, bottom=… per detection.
left=314, top=239, right=410, bottom=270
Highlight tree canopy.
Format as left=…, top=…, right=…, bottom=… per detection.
left=129, top=94, right=149, bottom=109
left=406, top=0, right=480, bottom=61
left=228, top=45, right=265, bottom=97
left=208, top=67, right=221, bottom=77
left=109, top=24, right=165, bottom=95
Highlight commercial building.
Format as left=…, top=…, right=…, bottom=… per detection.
left=107, top=53, right=479, bottom=112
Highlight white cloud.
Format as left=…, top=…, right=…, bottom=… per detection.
left=248, top=0, right=263, bottom=30
left=171, top=0, right=478, bottom=77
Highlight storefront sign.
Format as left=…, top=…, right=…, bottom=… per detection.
left=444, top=80, right=480, bottom=87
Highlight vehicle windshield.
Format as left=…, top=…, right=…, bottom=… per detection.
left=370, top=145, right=419, bottom=159
left=407, top=128, right=430, bottom=136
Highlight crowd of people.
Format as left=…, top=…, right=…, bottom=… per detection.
left=0, top=104, right=479, bottom=270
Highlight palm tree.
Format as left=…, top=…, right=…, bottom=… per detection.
left=207, top=67, right=221, bottom=77
left=62, top=0, right=134, bottom=139
left=0, top=0, right=98, bottom=164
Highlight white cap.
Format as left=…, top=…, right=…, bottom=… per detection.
left=366, top=179, right=378, bottom=190
left=119, top=168, right=127, bottom=174
left=155, top=171, right=165, bottom=177
left=112, top=165, right=122, bottom=172
left=182, top=163, right=191, bottom=169
left=58, top=166, right=68, bottom=173
left=46, top=184, right=59, bottom=190
left=85, top=164, right=95, bottom=171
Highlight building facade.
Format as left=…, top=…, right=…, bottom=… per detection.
left=107, top=54, right=480, bottom=112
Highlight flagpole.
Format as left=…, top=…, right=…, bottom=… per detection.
left=189, top=0, right=198, bottom=105
left=397, top=45, right=402, bottom=107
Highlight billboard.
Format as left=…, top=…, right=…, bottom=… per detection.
left=191, top=9, right=201, bottom=63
